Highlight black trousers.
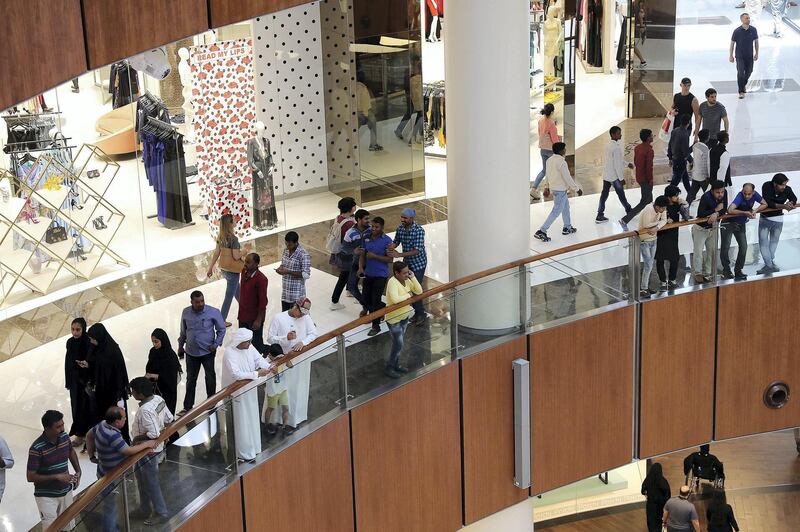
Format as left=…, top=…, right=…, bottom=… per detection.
left=183, top=352, right=216, bottom=410
left=720, top=222, right=747, bottom=273
left=686, top=179, right=709, bottom=205
left=646, top=500, right=665, bottom=532
left=622, top=182, right=654, bottom=224
left=239, top=321, right=265, bottom=354
left=736, top=56, right=754, bottom=93
left=363, top=275, right=388, bottom=328
left=656, top=252, right=680, bottom=282
left=331, top=269, right=350, bottom=303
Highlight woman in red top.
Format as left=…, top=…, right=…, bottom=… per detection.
left=531, top=103, right=561, bottom=200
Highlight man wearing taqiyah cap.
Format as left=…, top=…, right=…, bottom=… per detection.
left=221, top=327, right=273, bottom=461
left=263, top=299, right=319, bottom=436
left=389, top=207, right=428, bottom=324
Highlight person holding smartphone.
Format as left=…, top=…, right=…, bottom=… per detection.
left=383, top=262, right=423, bottom=378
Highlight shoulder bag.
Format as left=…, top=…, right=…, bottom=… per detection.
left=218, top=245, right=243, bottom=272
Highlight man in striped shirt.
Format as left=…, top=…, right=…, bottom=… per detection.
left=27, top=410, right=81, bottom=530
left=87, top=407, right=156, bottom=532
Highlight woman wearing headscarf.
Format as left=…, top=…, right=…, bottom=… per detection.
left=221, top=327, right=273, bottom=461
left=87, top=323, right=131, bottom=442
left=65, top=317, right=93, bottom=447
left=706, top=489, right=740, bottom=532
left=641, top=462, right=671, bottom=532
left=145, top=328, right=183, bottom=416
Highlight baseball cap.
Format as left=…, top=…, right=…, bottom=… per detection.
left=681, top=77, right=691, bottom=85
left=401, top=207, right=416, bottom=218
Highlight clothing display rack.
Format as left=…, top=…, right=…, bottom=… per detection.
left=577, top=0, right=605, bottom=72
left=109, top=60, right=141, bottom=109
left=0, top=145, right=128, bottom=305
left=136, top=92, right=194, bottom=230
left=422, top=81, right=446, bottom=155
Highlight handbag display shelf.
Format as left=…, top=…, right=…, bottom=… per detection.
left=0, top=145, right=129, bottom=306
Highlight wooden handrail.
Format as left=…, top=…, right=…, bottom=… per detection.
left=47, top=203, right=795, bottom=530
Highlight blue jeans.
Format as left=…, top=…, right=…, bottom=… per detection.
left=540, top=190, right=571, bottom=232
left=640, top=240, right=657, bottom=290
left=670, top=158, right=690, bottom=195
left=411, top=267, right=426, bottom=317
left=597, top=179, right=632, bottom=216
left=347, top=264, right=365, bottom=306
left=220, top=270, right=240, bottom=320
left=135, top=452, right=168, bottom=517
left=532, top=149, right=554, bottom=188
left=758, top=217, right=783, bottom=268
left=99, top=474, right=119, bottom=532
left=387, top=318, right=409, bottom=370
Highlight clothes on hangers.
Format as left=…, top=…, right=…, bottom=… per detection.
left=109, top=61, right=141, bottom=109
left=246, top=137, right=278, bottom=231
left=422, top=82, right=446, bottom=149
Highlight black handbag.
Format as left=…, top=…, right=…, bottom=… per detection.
left=45, top=222, right=68, bottom=244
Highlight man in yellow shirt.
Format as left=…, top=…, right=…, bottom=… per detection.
left=384, top=262, right=423, bottom=378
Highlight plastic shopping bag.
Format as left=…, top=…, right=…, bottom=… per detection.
left=658, top=109, right=675, bottom=143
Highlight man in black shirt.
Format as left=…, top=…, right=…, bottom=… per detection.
left=758, top=173, right=797, bottom=273
left=667, top=115, right=692, bottom=195
left=692, top=180, right=728, bottom=284
left=729, top=13, right=759, bottom=98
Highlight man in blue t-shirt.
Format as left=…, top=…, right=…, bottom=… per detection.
left=359, top=216, right=394, bottom=336
left=722, top=183, right=767, bottom=280
left=729, top=13, right=759, bottom=98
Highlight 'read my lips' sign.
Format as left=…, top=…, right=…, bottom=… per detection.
left=190, top=39, right=256, bottom=237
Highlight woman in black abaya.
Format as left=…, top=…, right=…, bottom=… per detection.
left=65, top=317, right=93, bottom=447
left=145, top=328, right=182, bottom=416
left=87, top=323, right=131, bottom=442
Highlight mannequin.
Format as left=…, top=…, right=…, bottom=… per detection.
left=770, top=0, right=788, bottom=37
left=544, top=6, right=564, bottom=78
left=246, top=122, right=279, bottom=230
left=178, top=48, right=195, bottom=142
left=426, top=0, right=441, bottom=42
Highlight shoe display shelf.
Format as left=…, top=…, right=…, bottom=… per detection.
left=0, top=145, right=128, bottom=305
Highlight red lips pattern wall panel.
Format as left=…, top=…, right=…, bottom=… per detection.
left=190, top=39, right=256, bottom=236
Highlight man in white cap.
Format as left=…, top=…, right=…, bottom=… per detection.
left=390, top=207, right=428, bottom=324
left=264, top=298, right=318, bottom=436
left=221, top=327, right=273, bottom=462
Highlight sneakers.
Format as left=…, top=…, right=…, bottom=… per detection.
left=367, top=326, right=380, bottom=337
left=659, top=282, right=668, bottom=291
left=668, top=280, right=679, bottom=289
left=757, top=265, right=775, bottom=274
left=562, top=226, right=578, bottom=235
left=330, top=302, right=346, bottom=310
left=721, top=270, right=734, bottom=280
left=694, top=274, right=710, bottom=284
left=368, top=144, right=384, bottom=151
left=738, top=92, right=745, bottom=99
left=639, top=289, right=651, bottom=299
left=534, top=230, right=551, bottom=242
left=734, top=271, right=748, bottom=281
left=266, top=423, right=279, bottom=435
left=595, top=215, right=609, bottom=224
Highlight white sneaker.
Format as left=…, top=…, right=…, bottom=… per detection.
left=330, top=302, right=346, bottom=310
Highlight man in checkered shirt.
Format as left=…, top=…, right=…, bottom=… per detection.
left=276, top=231, right=312, bottom=311
left=390, top=208, right=428, bottom=325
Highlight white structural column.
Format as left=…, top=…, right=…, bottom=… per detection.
left=445, top=0, right=531, bottom=333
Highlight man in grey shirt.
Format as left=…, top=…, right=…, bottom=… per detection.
left=696, top=88, right=729, bottom=141
left=663, top=485, right=700, bottom=531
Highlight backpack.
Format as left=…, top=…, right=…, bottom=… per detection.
left=325, top=216, right=350, bottom=254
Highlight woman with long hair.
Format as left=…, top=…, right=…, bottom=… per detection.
left=145, top=328, right=183, bottom=415
left=65, top=317, right=93, bottom=447
left=641, top=462, right=671, bottom=532
left=707, top=489, right=740, bottom=532
left=530, top=103, right=561, bottom=201
left=207, top=213, right=244, bottom=327
left=87, top=323, right=131, bottom=442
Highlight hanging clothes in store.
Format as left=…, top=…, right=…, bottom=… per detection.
left=586, top=0, right=604, bottom=68
left=137, top=94, right=192, bottom=228
left=616, top=15, right=628, bottom=69
left=109, top=61, right=141, bottom=109
left=423, top=82, right=446, bottom=149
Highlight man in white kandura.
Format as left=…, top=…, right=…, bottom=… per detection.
left=221, top=327, right=273, bottom=462
left=262, top=298, right=318, bottom=437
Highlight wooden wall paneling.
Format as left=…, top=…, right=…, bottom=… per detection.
left=716, top=276, right=800, bottom=439
left=82, top=0, right=209, bottom=69
left=208, top=0, right=311, bottom=27
left=351, top=364, right=462, bottom=532
left=241, top=415, right=354, bottom=532
left=639, top=289, right=716, bottom=457
left=0, top=1, right=87, bottom=112
left=461, top=338, right=529, bottom=524
left=353, top=0, right=410, bottom=40
left=530, top=307, right=635, bottom=495
left=177, top=481, right=244, bottom=532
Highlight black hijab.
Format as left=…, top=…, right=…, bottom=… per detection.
left=146, top=328, right=182, bottom=378
left=87, top=323, right=129, bottom=398
left=641, top=462, right=670, bottom=502
left=65, top=318, right=91, bottom=389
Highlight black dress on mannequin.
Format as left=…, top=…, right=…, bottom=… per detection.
left=587, top=0, right=604, bottom=67
left=247, top=137, right=278, bottom=230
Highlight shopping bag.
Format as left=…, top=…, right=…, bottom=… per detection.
left=658, top=109, right=675, bottom=143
